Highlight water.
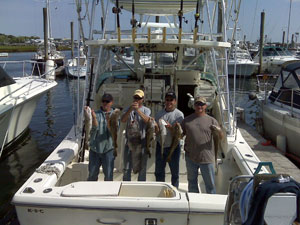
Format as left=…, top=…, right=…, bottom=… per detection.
left=0, top=51, right=86, bottom=224
left=0, top=52, right=260, bottom=224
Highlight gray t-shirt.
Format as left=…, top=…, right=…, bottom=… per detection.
left=155, top=108, right=184, bottom=148
left=123, top=105, right=151, bottom=142
left=181, top=113, right=219, bottom=164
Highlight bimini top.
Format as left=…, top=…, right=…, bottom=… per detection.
left=111, top=0, right=208, bottom=15
left=282, top=61, right=300, bottom=72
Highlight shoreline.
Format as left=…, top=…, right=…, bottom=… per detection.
left=0, top=45, right=71, bottom=53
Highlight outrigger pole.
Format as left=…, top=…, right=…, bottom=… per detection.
left=194, top=0, right=201, bottom=43
left=178, top=0, right=183, bottom=43
left=115, top=0, right=121, bottom=42
left=131, top=0, right=136, bottom=42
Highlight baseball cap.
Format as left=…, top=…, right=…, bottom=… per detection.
left=165, top=91, right=176, bottom=100
left=194, top=96, right=207, bottom=104
left=133, top=89, right=144, bottom=98
left=102, top=93, right=113, bottom=102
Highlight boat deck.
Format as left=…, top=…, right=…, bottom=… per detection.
left=237, top=121, right=300, bottom=182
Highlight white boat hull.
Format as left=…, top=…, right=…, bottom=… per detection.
left=0, top=77, right=57, bottom=148
left=228, top=62, right=258, bottom=76
left=262, top=102, right=300, bottom=157
left=65, top=66, right=87, bottom=78
left=0, top=95, right=41, bottom=146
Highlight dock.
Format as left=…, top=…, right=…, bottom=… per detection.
left=238, top=121, right=300, bottom=182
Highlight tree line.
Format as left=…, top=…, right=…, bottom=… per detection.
left=0, top=33, right=40, bottom=44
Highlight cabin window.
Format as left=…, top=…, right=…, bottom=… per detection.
left=0, top=66, right=16, bottom=88
left=273, top=76, right=282, bottom=92
left=263, top=48, right=277, bottom=57
left=283, top=71, right=299, bottom=89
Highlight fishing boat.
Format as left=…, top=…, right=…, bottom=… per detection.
left=228, top=46, right=259, bottom=77
left=258, top=62, right=300, bottom=161
left=32, top=41, right=65, bottom=68
left=31, top=0, right=65, bottom=69
left=0, top=60, right=57, bottom=157
left=253, top=46, right=300, bottom=74
left=65, top=48, right=87, bottom=78
left=12, top=1, right=298, bottom=224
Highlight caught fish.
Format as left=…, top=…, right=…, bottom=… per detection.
left=210, top=124, right=222, bottom=164
left=158, top=119, right=167, bottom=157
left=108, top=108, right=120, bottom=156
left=84, top=106, right=92, bottom=149
left=127, top=120, right=142, bottom=174
left=145, top=118, right=156, bottom=158
left=166, top=123, right=183, bottom=162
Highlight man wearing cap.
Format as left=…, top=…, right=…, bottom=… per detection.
left=154, top=91, right=184, bottom=188
left=181, top=96, right=223, bottom=194
left=87, top=93, right=116, bottom=181
left=121, top=89, right=151, bottom=181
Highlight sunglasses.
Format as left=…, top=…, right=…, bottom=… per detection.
left=133, top=96, right=143, bottom=100
left=102, top=100, right=110, bottom=103
left=194, top=102, right=206, bottom=106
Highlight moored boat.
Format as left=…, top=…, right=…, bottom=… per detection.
left=0, top=60, right=57, bottom=156
left=258, top=62, right=300, bottom=160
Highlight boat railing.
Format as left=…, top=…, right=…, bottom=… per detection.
left=0, top=61, right=56, bottom=103
left=94, top=30, right=224, bottom=43
left=0, top=60, right=55, bottom=79
left=256, top=74, right=278, bottom=93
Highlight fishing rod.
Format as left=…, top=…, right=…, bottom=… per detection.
left=194, top=0, right=201, bottom=43
left=178, top=0, right=183, bottom=43
left=113, top=0, right=121, bottom=42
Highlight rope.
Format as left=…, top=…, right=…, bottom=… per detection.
left=36, top=164, right=61, bottom=178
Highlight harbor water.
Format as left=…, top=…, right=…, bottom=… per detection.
left=0, top=52, right=264, bottom=224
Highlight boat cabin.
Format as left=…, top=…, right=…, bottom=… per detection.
left=269, top=62, right=300, bottom=111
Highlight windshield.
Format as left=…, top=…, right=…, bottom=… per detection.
left=0, top=66, right=15, bottom=88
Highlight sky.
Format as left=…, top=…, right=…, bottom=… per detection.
left=1, top=0, right=300, bottom=43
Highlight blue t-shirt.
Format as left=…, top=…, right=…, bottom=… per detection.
left=89, top=108, right=114, bottom=154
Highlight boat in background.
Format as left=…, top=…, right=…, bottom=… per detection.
left=65, top=47, right=87, bottom=78
left=254, top=46, right=300, bottom=74
left=0, top=53, right=9, bottom=57
left=228, top=46, right=259, bottom=77
left=258, top=62, right=300, bottom=161
left=32, top=41, right=65, bottom=68
left=12, top=1, right=298, bottom=225
left=0, top=60, right=57, bottom=157
left=31, top=0, right=65, bottom=73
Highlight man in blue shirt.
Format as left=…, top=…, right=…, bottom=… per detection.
left=121, top=89, right=151, bottom=181
left=87, top=93, right=115, bottom=181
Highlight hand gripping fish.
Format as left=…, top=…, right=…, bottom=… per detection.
left=158, top=119, right=167, bottom=157
left=108, top=108, right=120, bottom=157
left=127, top=119, right=142, bottom=174
left=145, top=118, right=156, bottom=158
left=166, top=123, right=183, bottom=162
left=84, top=106, right=92, bottom=148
